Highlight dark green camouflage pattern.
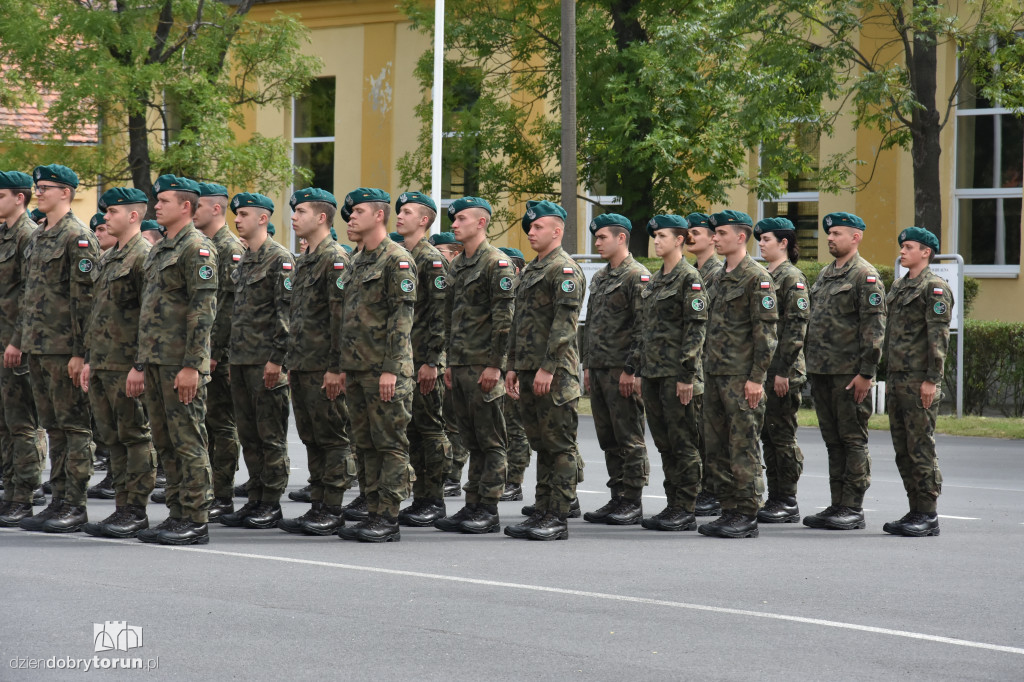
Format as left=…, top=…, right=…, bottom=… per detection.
left=642, top=377, right=698, bottom=509
left=287, top=237, right=347, bottom=372
left=87, top=369, right=155, bottom=507
left=444, top=242, right=513, bottom=369
left=703, top=374, right=766, bottom=515
left=581, top=254, right=649, bottom=370
left=290, top=370, right=355, bottom=506
left=704, top=254, right=778, bottom=381
left=209, top=226, right=245, bottom=365
left=230, top=238, right=293, bottom=366
left=884, top=266, right=953, bottom=384
left=448, top=365, right=506, bottom=504
left=85, top=233, right=150, bottom=370
left=638, top=259, right=707, bottom=388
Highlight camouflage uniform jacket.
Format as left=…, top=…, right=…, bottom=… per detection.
left=17, top=211, right=99, bottom=356
left=507, top=246, right=585, bottom=375
left=0, top=211, right=36, bottom=349
left=705, top=254, right=779, bottom=382
left=287, top=236, right=348, bottom=373
left=210, top=226, right=245, bottom=365
left=339, top=237, right=416, bottom=377
left=884, top=266, right=953, bottom=384
left=409, top=237, right=448, bottom=368
left=697, top=255, right=724, bottom=298
left=137, top=222, right=218, bottom=371
left=637, top=258, right=708, bottom=389
left=444, top=241, right=513, bottom=369
left=230, top=237, right=293, bottom=366
left=806, top=254, right=886, bottom=377
left=84, top=232, right=150, bottom=371
left=767, top=260, right=810, bottom=384
left=582, top=254, right=650, bottom=370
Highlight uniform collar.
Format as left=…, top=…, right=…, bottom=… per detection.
left=606, top=253, right=635, bottom=277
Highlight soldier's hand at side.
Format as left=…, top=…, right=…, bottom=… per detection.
left=80, top=363, right=91, bottom=393
left=744, top=380, right=763, bottom=409
left=505, top=370, right=519, bottom=397
left=3, top=344, right=21, bottom=369
left=846, top=375, right=872, bottom=404
left=323, top=371, right=343, bottom=400
left=339, top=372, right=347, bottom=395
left=264, top=362, right=283, bottom=389
left=533, top=368, right=553, bottom=397
left=676, top=381, right=693, bottom=405
left=619, top=371, right=635, bottom=399
left=633, top=376, right=642, bottom=397
left=126, top=368, right=145, bottom=398
left=210, top=358, right=218, bottom=373
left=774, top=376, right=789, bottom=398
left=479, top=366, right=501, bottom=393
left=418, top=364, right=437, bottom=395
left=68, top=356, right=85, bottom=388
left=444, top=367, right=453, bottom=390
left=379, top=372, right=397, bottom=402
left=174, top=367, right=199, bottom=404
left=920, top=380, right=937, bottom=409
left=584, top=369, right=591, bottom=393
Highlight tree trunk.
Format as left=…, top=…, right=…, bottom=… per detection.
left=127, top=107, right=155, bottom=216
left=908, top=2, right=943, bottom=244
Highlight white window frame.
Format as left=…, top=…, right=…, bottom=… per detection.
left=291, top=78, right=337, bottom=251
left=757, top=191, right=820, bottom=260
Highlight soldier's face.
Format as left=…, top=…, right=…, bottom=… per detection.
left=291, top=204, right=319, bottom=239
left=347, top=204, right=378, bottom=238
left=0, top=189, right=24, bottom=220
left=527, top=216, right=562, bottom=254
left=94, top=223, right=117, bottom=250
left=396, top=205, right=427, bottom=237
left=104, top=205, right=129, bottom=239
left=154, top=192, right=187, bottom=225
left=827, top=226, right=858, bottom=258
left=651, top=230, right=678, bottom=258
left=437, top=245, right=461, bottom=262
left=712, top=225, right=743, bottom=256
left=450, top=209, right=483, bottom=241
left=687, top=227, right=714, bottom=254
left=593, top=227, right=624, bottom=259
left=141, top=230, right=163, bottom=245
left=758, top=232, right=785, bottom=261
left=234, top=207, right=266, bottom=240
left=899, top=240, right=930, bottom=268
left=34, top=183, right=68, bottom=213
left=194, top=197, right=218, bottom=230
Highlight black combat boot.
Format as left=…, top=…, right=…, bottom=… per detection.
left=757, top=495, right=800, bottom=523
left=42, top=503, right=88, bottom=533
left=823, top=506, right=865, bottom=530
left=93, top=449, right=109, bottom=472
left=522, top=497, right=580, bottom=518
left=19, top=497, right=64, bottom=532
left=698, top=511, right=759, bottom=538
left=644, top=506, right=695, bottom=531
left=233, top=484, right=248, bottom=498
left=460, top=503, right=499, bottom=534
left=87, top=472, right=116, bottom=500
left=158, top=520, right=209, bottom=545
left=802, top=505, right=840, bottom=528
left=154, top=464, right=167, bottom=488
left=84, top=507, right=124, bottom=537
left=342, top=494, right=369, bottom=521
left=301, top=505, right=346, bottom=536
left=103, top=505, right=149, bottom=538
left=583, top=497, right=621, bottom=524
left=42, top=481, right=52, bottom=494
left=150, top=489, right=166, bottom=504
left=442, top=478, right=462, bottom=497
left=434, top=503, right=476, bottom=532
left=242, top=503, right=283, bottom=529
left=279, top=503, right=321, bottom=534
left=606, top=498, right=643, bottom=526
left=208, top=498, right=234, bottom=521
left=356, top=513, right=401, bottom=542
left=337, top=514, right=373, bottom=541
left=218, top=500, right=261, bottom=527
left=525, top=511, right=569, bottom=541
left=883, top=511, right=939, bottom=537
left=287, top=485, right=313, bottom=503
left=499, top=483, right=523, bottom=501
left=694, top=491, right=722, bottom=517
left=32, top=487, right=46, bottom=506
left=137, top=516, right=180, bottom=543
left=399, top=498, right=446, bottom=527
left=504, top=510, right=545, bottom=538
left=0, top=502, right=34, bottom=527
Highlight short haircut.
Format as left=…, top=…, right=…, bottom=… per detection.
left=731, top=223, right=752, bottom=242
left=208, top=195, right=228, bottom=215
left=603, top=225, right=629, bottom=240
left=666, top=226, right=693, bottom=245
left=368, top=201, right=391, bottom=224
left=417, top=204, right=437, bottom=225
left=175, top=190, right=199, bottom=217
left=13, top=188, right=31, bottom=208
left=307, top=200, right=336, bottom=226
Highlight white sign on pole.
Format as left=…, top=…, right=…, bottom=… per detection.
left=573, top=257, right=607, bottom=323
left=894, top=261, right=962, bottom=331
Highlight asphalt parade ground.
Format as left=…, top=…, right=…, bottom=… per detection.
left=2, top=416, right=1022, bottom=681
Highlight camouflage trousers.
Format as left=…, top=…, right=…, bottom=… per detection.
left=517, top=369, right=583, bottom=515
left=206, top=362, right=240, bottom=500
left=230, top=364, right=291, bottom=504
left=443, top=380, right=468, bottom=481
left=809, top=373, right=872, bottom=508
left=592, top=368, right=649, bottom=501
left=703, top=374, right=766, bottom=516
left=449, top=365, right=507, bottom=505
left=345, top=371, right=414, bottom=517
left=886, top=374, right=942, bottom=514
left=88, top=369, right=156, bottom=507
left=407, top=377, right=450, bottom=501
left=29, top=354, right=93, bottom=505
left=761, top=376, right=804, bottom=498
left=291, top=370, right=355, bottom=506
left=144, top=365, right=212, bottom=523
left=642, top=377, right=698, bottom=509
left=503, top=393, right=532, bottom=487
left=0, top=361, right=44, bottom=504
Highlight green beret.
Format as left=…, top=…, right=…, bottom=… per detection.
left=754, top=217, right=796, bottom=237
left=645, top=214, right=689, bottom=237
left=230, top=192, right=274, bottom=214
left=140, top=219, right=164, bottom=234
left=498, top=247, right=525, bottom=260
left=152, top=174, right=199, bottom=196
left=29, top=208, right=45, bottom=223
left=198, top=182, right=229, bottom=198
left=822, top=212, right=865, bottom=230
left=340, top=203, right=352, bottom=223
left=686, top=212, right=711, bottom=229
left=429, top=231, right=460, bottom=246
left=89, top=212, right=106, bottom=231
left=898, top=226, right=939, bottom=252
left=396, top=191, right=437, bottom=214
left=709, top=210, right=753, bottom=228
left=589, top=213, right=631, bottom=234
left=388, top=231, right=405, bottom=244
left=267, top=223, right=276, bottom=237
left=0, top=170, right=32, bottom=190
left=33, top=164, right=79, bottom=188
left=100, top=187, right=148, bottom=208
left=522, top=200, right=567, bottom=233
left=341, top=243, right=353, bottom=254
left=344, top=187, right=390, bottom=208
left=447, top=196, right=492, bottom=221
left=290, top=187, right=337, bottom=209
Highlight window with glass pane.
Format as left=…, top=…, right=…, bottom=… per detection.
left=293, top=77, right=336, bottom=194
left=761, top=201, right=818, bottom=260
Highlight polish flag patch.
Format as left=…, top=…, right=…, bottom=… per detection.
left=498, top=260, right=509, bottom=267
left=432, top=260, right=443, bottom=268
left=933, top=287, right=944, bottom=295
left=691, top=283, right=702, bottom=291
left=334, top=262, right=345, bottom=270
left=282, top=262, right=293, bottom=271
left=232, top=254, right=241, bottom=262
left=796, top=282, right=805, bottom=289
left=760, top=281, right=771, bottom=289
left=866, top=276, right=877, bottom=283
left=563, top=267, right=574, bottom=274
left=640, top=275, right=650, bottom=282
left=77, top=239, right=90, bottom=248
left=198, top=248, right=210, bottom=257
left=399, top=261, right=410, bottom=269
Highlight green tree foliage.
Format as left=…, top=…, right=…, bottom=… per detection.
left=0, top=0, right=323, bottom=199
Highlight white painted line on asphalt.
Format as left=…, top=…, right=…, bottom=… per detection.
left=576, top=488, right=666, bottom=499
left=938, top=515, right=979, bottom=520
left=4, top=528, right=1022, bottom=657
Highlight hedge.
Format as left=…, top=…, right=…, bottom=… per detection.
left=946, top=321, right=1024, bottom=417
